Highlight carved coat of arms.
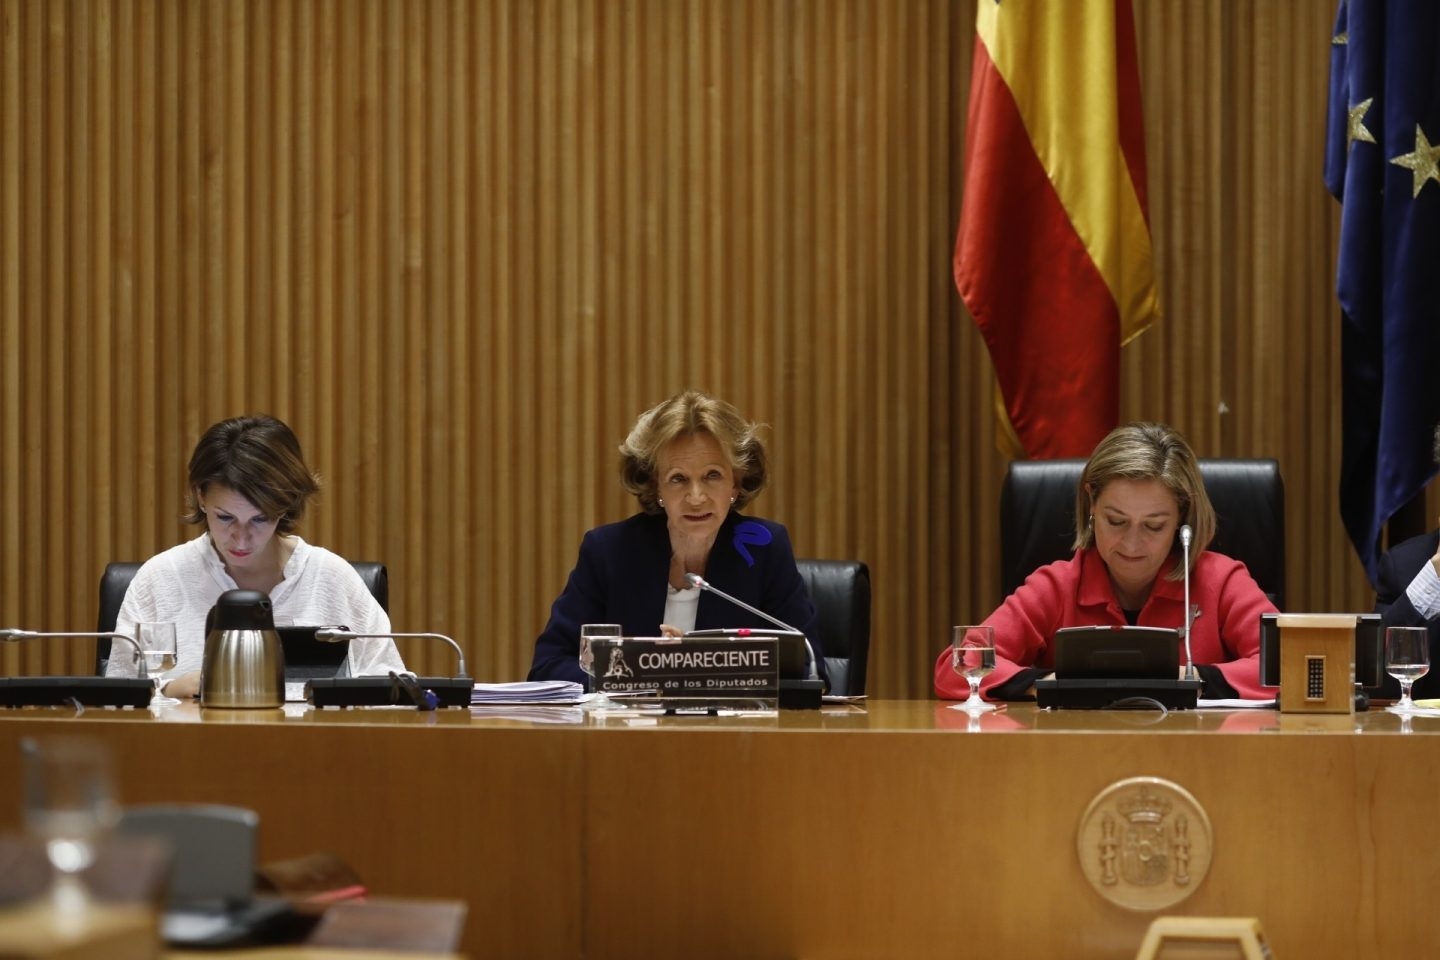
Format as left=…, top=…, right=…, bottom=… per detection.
left=1078, top=777, right=1212, bottom=911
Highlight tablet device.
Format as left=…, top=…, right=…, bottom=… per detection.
left=1051, top=625, right=1181, bottom=680
left=278, top=626, right=349, bottom=681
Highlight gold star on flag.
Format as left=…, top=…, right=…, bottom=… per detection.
left=1390, top=124, right=1440, bottom=198
left=1348, top=98, right=1376, bottom=150
left=1333, top=30, right=1348, bottom=45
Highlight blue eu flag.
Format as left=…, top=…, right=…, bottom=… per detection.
left=1324, top=0, right=1440, bottom=584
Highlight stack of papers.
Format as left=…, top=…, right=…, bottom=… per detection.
left=469, top=705, right=585, bottom=724
left=1198, top=698, right=1277, bottom=709
left=469, top=680, right=585, bottom=705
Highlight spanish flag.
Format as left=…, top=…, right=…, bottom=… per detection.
left=955, top=0, right=1160, bottom=459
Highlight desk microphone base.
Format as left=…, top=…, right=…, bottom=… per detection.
left=779, top=678, right=823, bottom=710
left=1035, top=678, right=1202, bottom=711
left=0, top=676, right=153, bottom=708
left=306, top=677, right=473, bottom=708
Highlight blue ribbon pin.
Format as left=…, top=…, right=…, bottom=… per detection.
left=732, top=520, right=772, bottom=567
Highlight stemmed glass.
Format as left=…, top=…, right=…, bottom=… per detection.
left=21, top=736, right=120, bottom=910
left=580, top=623, right=623, bottom=708
left=135, top=621, right=180, bottom=707
left=951, top=625, right=997, bottom=714
left=1384, top=626, right=1429, bottom=715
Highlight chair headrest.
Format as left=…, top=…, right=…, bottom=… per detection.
left=1000, top=458, right=1286, bottom=609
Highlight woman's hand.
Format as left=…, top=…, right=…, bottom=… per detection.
left=163, top=670, right=202, bottom=700
left=658, top=623, right=684, bottom=638
left=1025, top=672, right=1056, bottom=698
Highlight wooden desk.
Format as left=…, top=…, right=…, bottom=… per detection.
left=168, top=950, right=461, bottom=959
left=0, top=897, right=463, bottom=960
left=1, top=701, right=1437, bottom=958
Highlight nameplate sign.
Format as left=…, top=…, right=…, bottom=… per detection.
left=590, top=637, right=779, bottom=698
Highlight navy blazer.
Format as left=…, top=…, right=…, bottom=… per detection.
left=1375, top=529, right=1440, bottom=700
left=527, top=511, right=822, bottom=685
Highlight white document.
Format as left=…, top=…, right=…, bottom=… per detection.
left=469, top=680, right=585, bottom=705
left=1197, top=698, right=1277, bottom=709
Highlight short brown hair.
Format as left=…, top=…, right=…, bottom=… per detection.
left=618, top=391, right=769, bottom=514
left=1072, top=422, right=1215, bottom=577
left=183, top=415, right=321, bottom=534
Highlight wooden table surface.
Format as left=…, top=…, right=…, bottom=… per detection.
left=1, top=699, right=1437, bottom=959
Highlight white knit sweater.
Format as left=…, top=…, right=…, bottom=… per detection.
left=106, top=533, right=405, bottom=680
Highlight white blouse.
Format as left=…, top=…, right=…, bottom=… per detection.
left=663, top=583, right=701, bottom=635
left=106, top=533, right=405, bottom=680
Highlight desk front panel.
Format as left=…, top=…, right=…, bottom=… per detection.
left=0, top=707, right=582, bottom=960
left=587, top=705, right=1440, bottom=957
left=1, top=702, right=1437, bottom=958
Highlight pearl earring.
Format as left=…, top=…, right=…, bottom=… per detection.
left=730, top=496, right=736, bottom=503
left=658, top=499, right=665, bottom=507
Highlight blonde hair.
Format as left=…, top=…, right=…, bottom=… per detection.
left=1072, top=422, right=1215, bottom=577
left=618, top=391, right=768, bottom=514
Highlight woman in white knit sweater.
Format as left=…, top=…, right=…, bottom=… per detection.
left=107, top=415, right=404, bottom=697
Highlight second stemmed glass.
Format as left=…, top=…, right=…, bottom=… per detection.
left=135, top=621, right=181, bottom=707
left=951, top=624, right=997, bottom=714
left=1384, top=626, right=1429, bottom=714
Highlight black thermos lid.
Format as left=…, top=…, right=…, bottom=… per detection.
left=204, top=589, right=276, bottom=632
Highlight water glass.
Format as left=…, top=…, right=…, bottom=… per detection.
left=580, top=623, right=623, bottom=704
left=1385, top=626, right=1430, bottom=714
left=135, top=621, right=180, bottom=707
left=951, top=624, right=997, bottom=714
left=21, top=736, right=120, bottom=900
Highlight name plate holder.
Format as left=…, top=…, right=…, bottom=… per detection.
left=1135, top=916, right=1272, bottom=960
left=1275, top=613, right=1356, bottom=715
left=591, top=636, right=780, bottom=710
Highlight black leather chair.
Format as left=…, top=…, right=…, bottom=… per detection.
left=999, top=459, right=1285, bottom=609
left=95, top=560, right=391, bottom=674
left=796, top=558, right=871, bottom=696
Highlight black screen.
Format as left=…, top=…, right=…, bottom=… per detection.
left=1051, top=626, right=1181, bottom=680
left=278, top=625, right=349, bottom=679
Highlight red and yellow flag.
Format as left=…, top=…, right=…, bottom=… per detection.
left=955, top=0, right=1160, bottom=459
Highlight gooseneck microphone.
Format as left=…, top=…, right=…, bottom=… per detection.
left=0, top=629, right=149, bottom=679
left=314, top=628, right=469, bottom=677
left=1179, top=524, right=1195, bottom=681
left=683, top=573, right=819, bottom=681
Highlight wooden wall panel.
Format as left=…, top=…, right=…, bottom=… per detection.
left=1128, top=0, right=1367, bottom=628
left=0, top=0, right=1375, bottom=698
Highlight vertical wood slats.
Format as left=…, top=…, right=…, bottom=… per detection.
left=0, top=0, right=1374, bottom=696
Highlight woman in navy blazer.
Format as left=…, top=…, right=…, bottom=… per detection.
left=527, top=391, right=821, bottom=686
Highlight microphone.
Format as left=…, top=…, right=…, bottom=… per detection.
left=0, top=629, right=153, bottom=707
left=314, top=628, right=469, bottom=677
left=0, top=629, right=149, bottom=679
left=1179, top=525, right=1195, bottom=681
left=308, top=628, right=472, bottom=708
left=683, top=573, right=819, bottom=681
